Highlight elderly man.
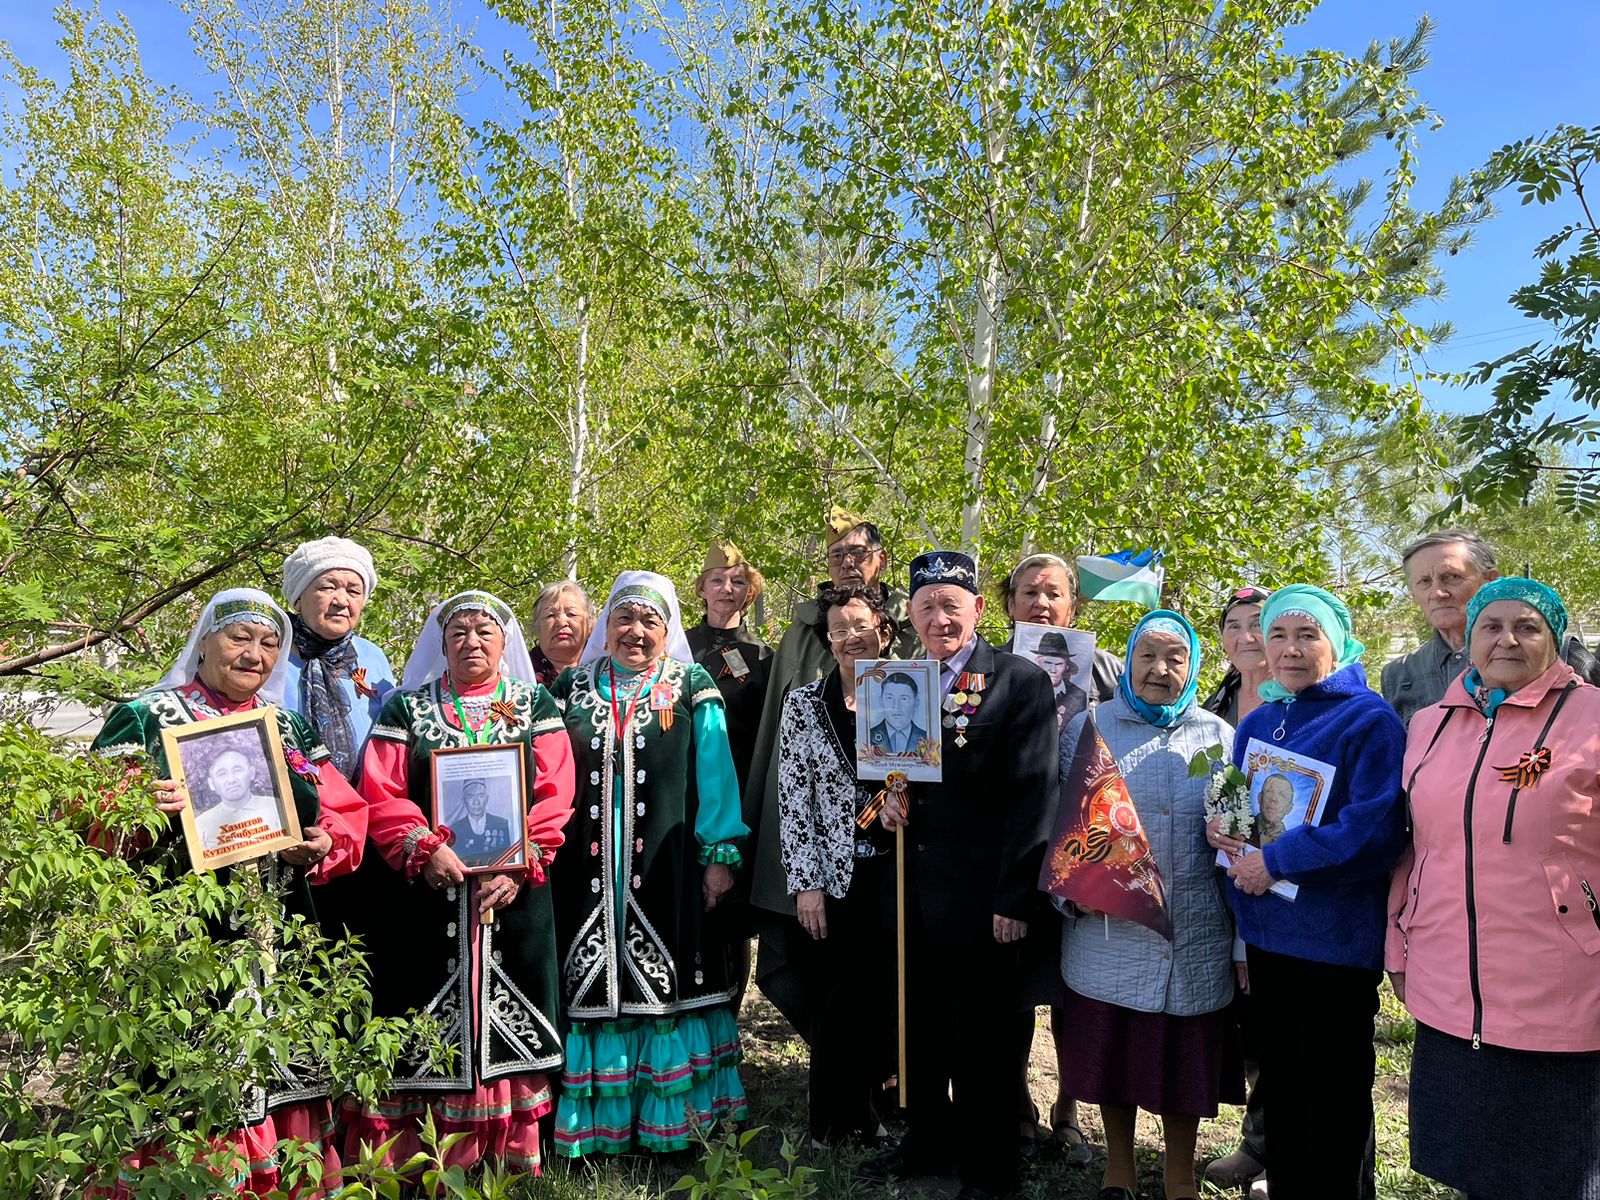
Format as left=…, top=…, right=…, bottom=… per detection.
left=863, top=550, right=1059, bottom=1200
left=281, top=535, right=397, bottom=778
left=746, top=506, right=922, bottom=1037
left=1381, top=530, right=1600, bottom=726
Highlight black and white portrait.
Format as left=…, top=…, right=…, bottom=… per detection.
left=162, top=709, right=300, bottom=872
left=1012, top=622, right=1097, bottom=733
left=430, top=742, right=529, bottom=873
left=854, top=658, right=942, bottom=782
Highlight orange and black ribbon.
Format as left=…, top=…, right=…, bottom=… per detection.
left=859, top=770, right=908, bottom=829
left=1495, top=746, right=1551, bottom=791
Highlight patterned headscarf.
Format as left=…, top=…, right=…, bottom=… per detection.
left=154, top=588, right=292, bottom=706
left=1118, top=609, right=1202, bottom=728
left=580, top=571, right=694, bottom=666
left=402, top=590, right=537, bottom=689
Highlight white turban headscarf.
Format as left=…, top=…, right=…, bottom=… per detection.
left=401, top=589, right=538, bottom=690
left=154, top=588, right=293, bottom=706
left=281, top=536, right=378, bottom=611
left=580, top=571, right=693, bottom=666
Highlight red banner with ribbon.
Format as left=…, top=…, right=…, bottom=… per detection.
left=1040, top=714, right=1173, bottom=941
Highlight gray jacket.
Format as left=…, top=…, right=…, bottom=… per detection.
left=1380, top=630, right=1600, bottom=727
left=1057, top=695, right=1237, bottom=1016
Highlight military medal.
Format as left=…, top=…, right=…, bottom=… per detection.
left=946, top=671, right=985, bottom=747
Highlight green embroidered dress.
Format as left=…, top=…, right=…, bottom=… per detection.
left=549, top=656, right=749, bottom=1154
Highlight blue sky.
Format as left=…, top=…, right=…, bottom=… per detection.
left=5, top=0, right=1595, bottom=417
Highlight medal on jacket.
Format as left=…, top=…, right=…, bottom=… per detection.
left=719, top=647, right=750, bottom=680
left=943, top=672, right=985, bottom=747
left=651, top=680, right=675, bottom=732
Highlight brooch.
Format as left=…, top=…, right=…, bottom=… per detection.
left=284, top=746, right=320, bottom=782
left=1495, top=746, right=1552, bottom=790
left=489, top=698, right=521, bottom=728
left=350, top=667, right=379, bottom=699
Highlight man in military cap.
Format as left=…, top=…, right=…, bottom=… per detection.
left=745, top=506, right=922, bottom=1038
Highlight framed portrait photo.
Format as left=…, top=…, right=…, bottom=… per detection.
left=162, top=708, right=303, bottom=874
left=854, top=658, right=942, bottom=782
left=1214, top=736, right=1339, bottom=901
left=1012, top=622, right=1097, bottom=731
left=430, top=743, right=530, bottom=875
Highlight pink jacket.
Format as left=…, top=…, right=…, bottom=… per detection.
left=1387, top=660, right=1600, bottom=1053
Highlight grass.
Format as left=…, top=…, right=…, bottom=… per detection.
left=515, top=980, right=1456, bottom=1200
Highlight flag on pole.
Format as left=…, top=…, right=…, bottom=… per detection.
left=1077, top=549, right=1165, bottom=608
left=1040, top=713, right=1173, bottom=940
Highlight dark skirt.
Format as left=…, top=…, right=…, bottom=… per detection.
left=1411, top=1021, right=1600, bottom=1200
left=1058, top=988, right=1243, bottom=1117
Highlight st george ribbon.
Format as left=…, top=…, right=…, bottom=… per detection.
left=1040, top=713, right=1173, bottom=941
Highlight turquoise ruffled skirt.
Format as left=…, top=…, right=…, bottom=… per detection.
left=553, top=1007, right=747, bottom=1155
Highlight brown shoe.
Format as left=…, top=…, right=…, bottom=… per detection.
left=1202, top=1148, right=1264, bottom=1188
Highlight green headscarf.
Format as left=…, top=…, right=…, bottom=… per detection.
left=1464, top=576, right=1568, bottom=646
left=1257, top=584, right=1366, bottom=704
left=1462, top=577, right=1569, bottom=717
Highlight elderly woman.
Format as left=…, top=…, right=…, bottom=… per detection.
left=529, top=579, right=595, bottom=687
left=1201, top=586, right=1272, bottom=727
left=1057, top=611, right=1241, bottom=1200
left=776, top=585, right=898, bottom=1148
left=88, top=588, right=367, bottom=1196
left=1208, top=585, right=1407, bottom=1200
left=1387, top=578, right=1600, bottom=1200
left=280, top=536, right=397, bottom=780
left=998, top=551, right=1121, bottom=1165
left=550, top=571, right=749, bottom=1157
left=342, top=590, right=575, bottom=1177
left=1199, top=585, right=1272, bottom=1193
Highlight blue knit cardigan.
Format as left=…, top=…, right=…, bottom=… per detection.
left=1227, top=663, right=1408, bottom=971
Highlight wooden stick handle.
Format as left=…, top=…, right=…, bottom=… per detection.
left=896, top=824, right=907, bottom=1108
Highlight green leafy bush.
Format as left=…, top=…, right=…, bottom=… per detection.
left=0, top=722, right=420, bottom=1199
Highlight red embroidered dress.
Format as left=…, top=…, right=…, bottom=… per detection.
left=341, top=672, right=575, bottom=1177
left=87, top=679, right=367, bottom=1198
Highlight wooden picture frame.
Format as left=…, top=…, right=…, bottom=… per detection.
left=162, top=707, right=304, bottom=874
left=430, top=742, right=530, bottom=875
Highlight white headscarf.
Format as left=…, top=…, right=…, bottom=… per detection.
left=154, top=588, right=293, bottom=707
left=401, top=589, right=538, bottom=690
left=580, top=570, right=693, bottom=666
left=281, top=536, right=378, bottom=610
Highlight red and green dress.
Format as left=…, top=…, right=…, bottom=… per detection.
left=88, top=679, right=368, bottom=1198
left=549, top=656, right=749, bottom=1155
left=342, top=671, right=575, bottom=1176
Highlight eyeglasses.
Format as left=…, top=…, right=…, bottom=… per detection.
left=826, top=624, right=879, bottom=642
left=826, top=546, right=877, bottom=565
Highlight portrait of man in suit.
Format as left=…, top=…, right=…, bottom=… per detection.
left=1034, top=629, right=1090, bottom=731
left=870, top=671, right=927, bottom=755
left=450, top=778, right=515, bottom=867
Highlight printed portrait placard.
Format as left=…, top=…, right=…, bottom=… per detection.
left=162, top=708, right=303, bottom=874
left=854, top=658, right=942, bottom=782
left=1012, top=622, right=1097, bottom=732
left=430, top=742, right=530, bottom=875
left=1215, top=737, right=1337, bottom=902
